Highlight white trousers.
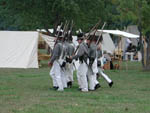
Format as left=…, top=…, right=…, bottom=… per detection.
left=65, top=63, right=74, bottom=82
left=50, top=64, right=58, bottom=87
left=77, top=61, right=88, bottom=91
left=57, top=59, right=68, bottom=88
left=87, top=59, right=99, bottom=90
left=61, top=67, right=67, bottom=88
left=87, top=68, right=95, bottom=90
left=98, top=68, right=112, bottom=83
left=49, top=60, right=64, bottom=90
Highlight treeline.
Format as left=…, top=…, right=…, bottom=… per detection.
left=0, top=0, right=150, bottom=34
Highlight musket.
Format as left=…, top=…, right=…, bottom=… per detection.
left=60, top=20, right=69, bottom=42
left=63, top=21, right=69, bottom=35
left=86, top=19, right=101, bottom=40
left=70, top=20, right=74, bottom=32
left=67, top=20, right=74, bottom=41
left=65, top=21, right=70, bottom=37
left=62, top=20, right=68, bottom=35
left=73, top=45, right=79, bottom=55
left=74, top=19, right=101, bottom=55
left=54, top=22, right=63, bottom=46
left=69, top=20, right=74, bottom=36
left=96, top=22, right=106, bottom=45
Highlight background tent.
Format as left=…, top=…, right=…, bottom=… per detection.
left=101, top=33, right=115, bottom=54
left=97, top=29, right=139, bottom=52
left=126, top=25, right=140, bottom=46
left=39, top=33, right=55, bottom=49
left=0, top=31, right=39, bottom=68
left=40, top=34, right=79, bottom=50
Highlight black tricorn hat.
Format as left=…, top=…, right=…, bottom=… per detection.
left=77, top=35, right=84, bottom=41
left=77, top=32, right=84, bottom=38
left=55, top=31, right=63, bottom=38
left=76, top=29, right=84, bottom=40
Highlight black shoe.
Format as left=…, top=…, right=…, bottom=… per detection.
left=78, top=88, right=82, bottom=91
left=109, top=81, right=113, bottom=88
left=67, top=81, right=72, bottom=88
left=70, top=82, right=72, bottom=88
left=53, top=86, right=59, bottom=90
left=94, top=84, right=101, bottom=90
left=96, top=73, right=100, bottom=79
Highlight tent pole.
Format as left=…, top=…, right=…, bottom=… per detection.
left=125, top=39, right=128, bottom=70
left=118, top=37, right=120, bottom=70
left=120, top=36, right=122, bottom=70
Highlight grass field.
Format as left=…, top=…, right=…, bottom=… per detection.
left=0, top=61, right=150, bottom=113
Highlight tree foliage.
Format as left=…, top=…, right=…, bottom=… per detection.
left=0, top=0, right=150, bottom=34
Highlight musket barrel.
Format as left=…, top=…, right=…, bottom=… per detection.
left=86, top=19, right=101, bottom=40
left=96, top=22, right=106, bottom=45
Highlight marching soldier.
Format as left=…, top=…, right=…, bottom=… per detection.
left=65, top=35, right=75, bottom=88
left=87, top=36, right=100, bottom=90
left=48, top=32, right=65, bottom=91
left=97, top=43, right=114, bottom=88
left=60, top=40, right=68, bottom=89
left=66, top=32, right=89, bottom=92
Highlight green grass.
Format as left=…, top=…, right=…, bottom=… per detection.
left=0, top=61, right=150, bottom=113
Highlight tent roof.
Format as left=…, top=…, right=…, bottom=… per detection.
left=97, top=30, right=139, bottom=38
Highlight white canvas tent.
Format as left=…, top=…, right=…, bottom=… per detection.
left=97, top=29, right=139, bottom=52
left=0, top=31, right=80, bottom=69
left=88, top=29, right=139, bottom=52
left=39, top=33, right=55, bottom=49
left=0, top=31, right=39, bottom=68
left=40, top=34, right=79, bottom=49
left=101, top=33, right=115, bottom=54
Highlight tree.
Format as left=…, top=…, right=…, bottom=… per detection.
left=0, top=0, right=108, bottom=32
left=0, top=0, right=81, bottom=30
left=141, top=0, right=150, bottom=70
